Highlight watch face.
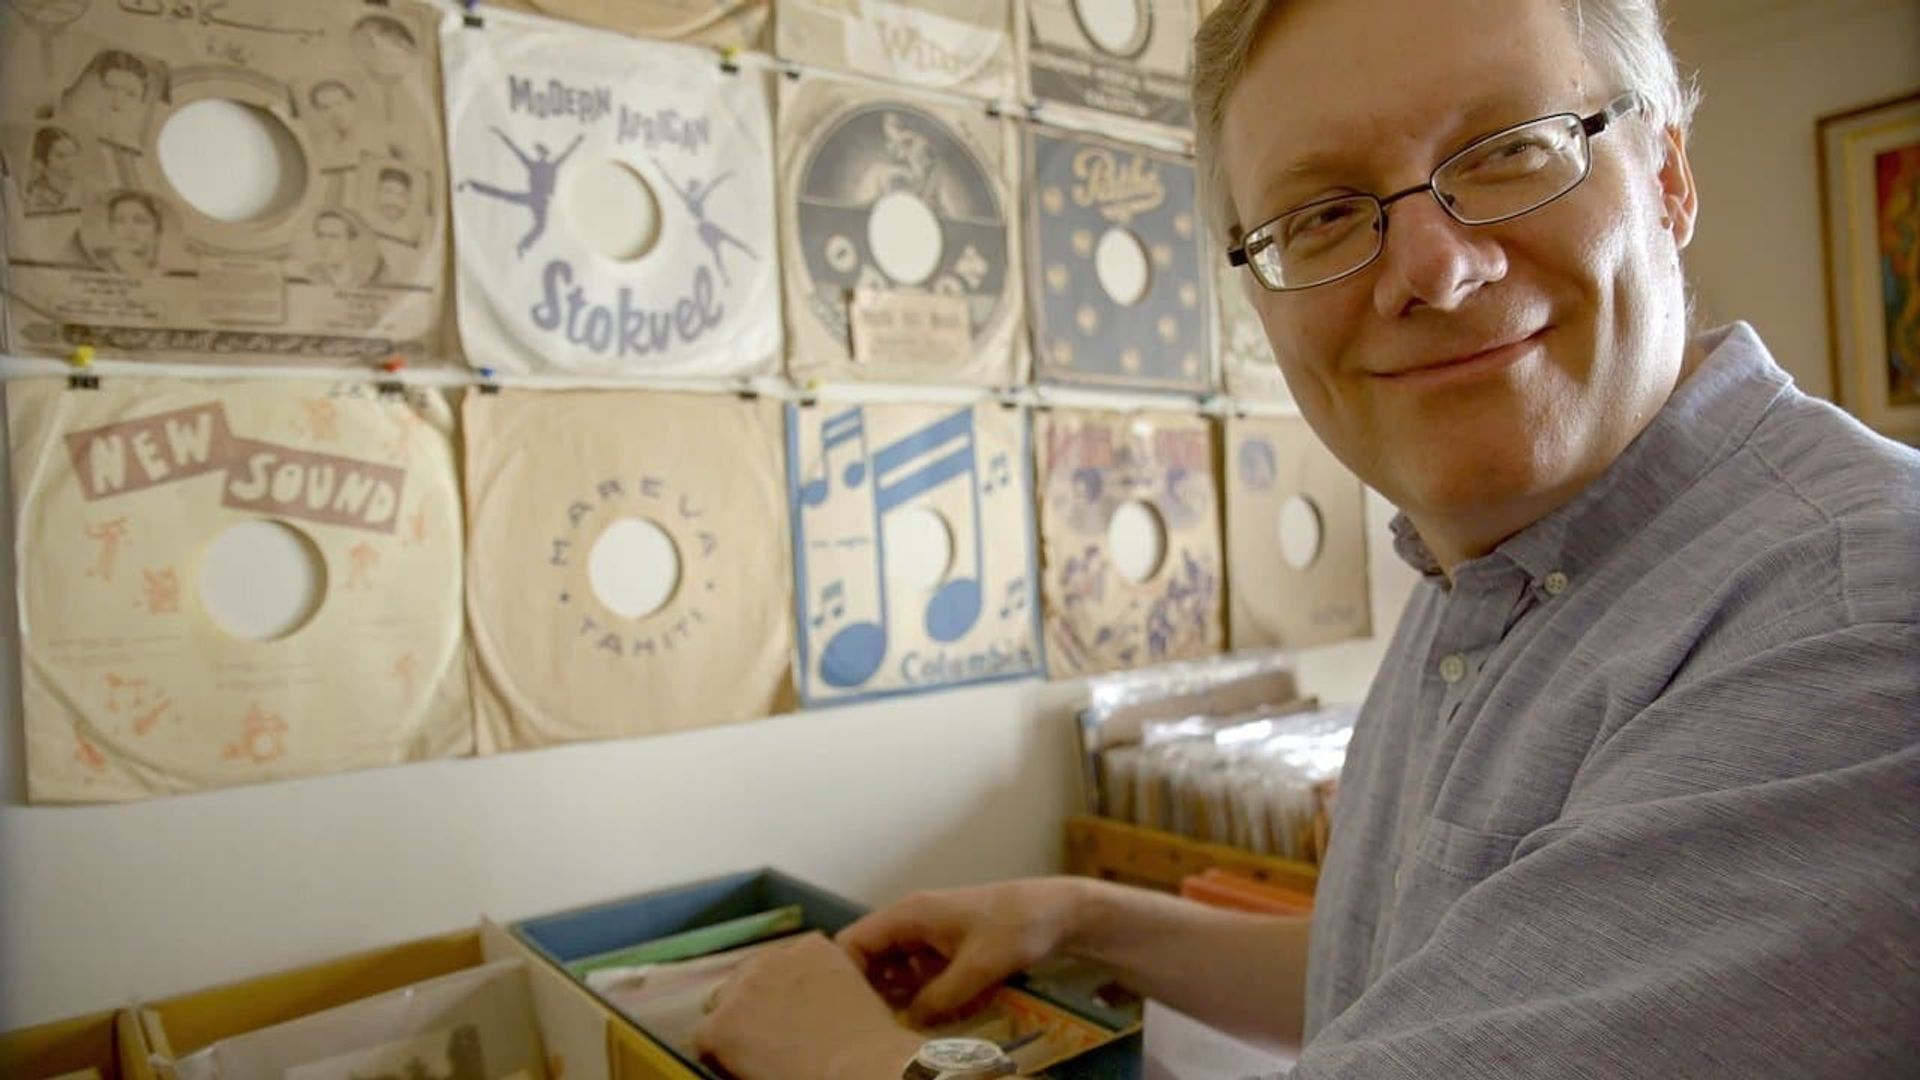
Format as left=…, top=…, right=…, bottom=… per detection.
left=917, top=1037, right=1009, bottom=1071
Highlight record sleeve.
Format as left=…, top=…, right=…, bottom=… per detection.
left=779, top=75, right=1026, bottom=386
left=464, top=390, right=792, bottom=751
left=7, top=376, right=470, bottom=803
left=1224, top=414, right=1370, bottom=649
left=486, top=0, right=768, bottom=52
left=1021, top=0, right=1196, bottom=131
left=443, top=14, right=779, bottom=378
left=775, top=0, right=1014, bottom=100
left=0, top=0, right=451, bottom=364
left=787, top=400, right=1042, bottom=705
left=1217, top=256, right=1292, bottom=404
left=1035, top=409, right=1222, bottom=678
left=1028, top=126, right=1210, bottom=392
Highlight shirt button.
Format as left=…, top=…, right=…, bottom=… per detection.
left=1439, top=653, right=1467, bottom=684
left=1544, top=570, right=1569, bottom=596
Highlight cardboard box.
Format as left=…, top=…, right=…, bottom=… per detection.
left=513, top=869, right=1145, bottom=1079
left=115, top=926, right=633, bottom=1080
left=0, top=1008, right=131, bottom=1080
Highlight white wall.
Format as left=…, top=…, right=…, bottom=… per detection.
left=1668, top=0, right=1920, bottom=395
left=0, top=373, right=1414, bottom=1029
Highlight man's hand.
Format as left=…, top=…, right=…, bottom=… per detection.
left=694, top=932, right=924, bottom=1080
left=835, top=877, right=1089, bottom=1025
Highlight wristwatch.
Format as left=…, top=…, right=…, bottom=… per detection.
left=900, top=1037, right=1019, bottom=1079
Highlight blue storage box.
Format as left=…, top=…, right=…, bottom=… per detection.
left=513, top=868, right=1141, bottom=1079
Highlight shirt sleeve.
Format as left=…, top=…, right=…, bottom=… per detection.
left=1287, top=622, right=1920, bottom=1079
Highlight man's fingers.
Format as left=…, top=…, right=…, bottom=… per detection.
left=906, top=952, right=1001, bottom=1025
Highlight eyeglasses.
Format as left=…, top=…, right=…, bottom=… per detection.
left=1227, top=92, right=1645, bottom=292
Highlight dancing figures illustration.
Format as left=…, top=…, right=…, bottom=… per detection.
left=458, top=127, right=582, bottom=258
left=654, top=160, right=756, bottom=286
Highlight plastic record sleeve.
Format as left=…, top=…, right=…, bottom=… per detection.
left=787, top=400, right=1043, bottom=705
left=1034, top=409, right=1223, bottom=679
left=0, top=0, right=451, bottom=364
left=775, top=0, right=1016, bottom=101
left=1020, top=0, right=1197, bottom=132
left=463, top=390, right=793, bottom=750
left=1225, top=413, right=1372, bottom=650
left=1027, top=125, right=1212, bottom=393
left=7, top=376, right=471, bottom=803
left=442, top=12, right=780, bottom=378
left=778, top=74, right=1027, bottom=386
left=484, top=0, right=769, bottom=52
left=1217, top=250, right=1294, bottom=405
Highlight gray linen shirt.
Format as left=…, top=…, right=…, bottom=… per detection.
left=1289, top=324, right=1920, bottom=1077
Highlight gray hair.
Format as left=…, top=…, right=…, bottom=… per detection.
left=1191, top=0, right=1702, bottom=245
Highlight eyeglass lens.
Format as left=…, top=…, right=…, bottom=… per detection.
left=1246, top=112, right=1593, bottom=290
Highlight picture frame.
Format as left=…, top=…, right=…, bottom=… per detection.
left=1818, top=90, right=1920, bottom=444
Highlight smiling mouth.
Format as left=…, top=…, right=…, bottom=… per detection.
left=1374, top=328, right=1550, bottom=386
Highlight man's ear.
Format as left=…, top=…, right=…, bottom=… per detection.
left=1656, top=124, right=1698, bottom=250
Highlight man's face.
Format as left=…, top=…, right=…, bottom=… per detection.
left=316, top=217, right=351, bottom=264
left=376, top=177, right=408, bottom=221
left=1220, top=0, right=1697, bottom=543
left=109, top=200, right=157, bottom=258
left=101, top=68, right=143, bottom=115
left=315, top=86, right=356, bottom=137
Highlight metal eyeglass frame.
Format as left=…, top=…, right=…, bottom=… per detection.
left=1226, top=91, right=1646, bottom=291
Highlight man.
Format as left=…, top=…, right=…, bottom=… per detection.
left=307, top=80, right=361, bottom=165
left=373, top=166, right=413, bottom=226
left=308, top=209, right=361, bottom=286
left=66, top=50, right=151, bottom=149
left=698, top=0, right=1920, bottom=1077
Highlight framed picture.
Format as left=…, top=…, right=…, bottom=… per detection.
left=1818, top=90, right=1920, bottom=444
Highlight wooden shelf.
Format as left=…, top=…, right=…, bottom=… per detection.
left=1065, top=815, right=1320, bottom=895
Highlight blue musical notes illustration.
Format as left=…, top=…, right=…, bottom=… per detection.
left=982, top=451, right=1013, bottom=494
left=788, top=403, right=1043, bottom=704
left=799, top=408, right=869, bottom=506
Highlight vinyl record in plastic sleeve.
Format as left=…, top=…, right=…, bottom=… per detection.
left=8, top=376, right=470, bottom=803
left=464, top=390, right=793, bottom=750
left=1021, top=0, right=1196, bottom=131
left=0, top=0, right=451, bottom=364
left=443, top=14, right=780, bottom=378
left=1225, top=414, right=1370, bottom=649
left=1028, top=127, right=1209, bottom=393
left=775, top=0, right=1014, bottom=100
left=779, top=75, right=1026, bottom=386
left=1035, top=409, right=1222, bottom=678
left=787, top=400, right=1043, bottom=704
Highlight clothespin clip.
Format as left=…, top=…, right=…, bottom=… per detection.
left=719, top=46, right=742, bottom=75
left=995, top=386, right=1021, bottom=410
left=795, top=378, right=821, bottom=408
left=732, top=376, right=759, bottom=401
left=476, top=366, right=501, bottom=395
left=781, top=60, right=803, bottom=81
left=376, top=355, right=406, bottom=398
left=986, top=101, right=1005, bottom=120
left=460, top=0, right=484, bottom=28
left=66, top=344, right=99, bottom=390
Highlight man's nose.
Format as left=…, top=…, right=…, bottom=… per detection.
left=1370, top=194, right=1508, bottom=318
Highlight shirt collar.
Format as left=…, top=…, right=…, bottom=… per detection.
left=1389, top=322, right=1793, bottom=584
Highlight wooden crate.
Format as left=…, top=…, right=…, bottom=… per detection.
left=1064, top=815, right=1319, bottom=895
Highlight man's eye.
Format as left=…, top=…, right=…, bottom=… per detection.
left=1284, top=204, right=1360, bottom=242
